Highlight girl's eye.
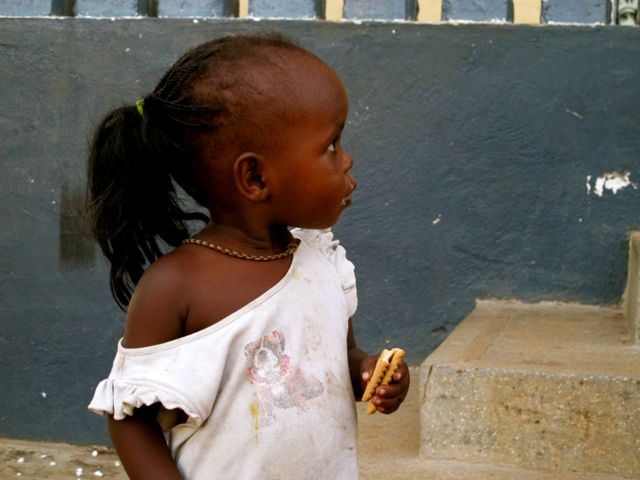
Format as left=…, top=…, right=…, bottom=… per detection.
left=328, top=141, right=338, bottom=153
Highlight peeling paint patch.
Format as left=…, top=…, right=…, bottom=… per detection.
left=586, top=171, right=637, bottom=197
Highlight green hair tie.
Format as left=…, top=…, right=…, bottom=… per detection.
left=135, top=99, right=144, bottom=117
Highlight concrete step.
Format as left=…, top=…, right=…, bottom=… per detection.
left=358, top=365, right=632, bottom=480
left=623, top=231, right=640, bottom=344
left=419, top=300, right=640, bottom=479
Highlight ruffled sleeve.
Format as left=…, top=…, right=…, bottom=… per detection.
left=89, top=378, right=202, bottom=431
left=293, top=228, right=358, bottom=318
left=88, top=340, right=222, bottom=431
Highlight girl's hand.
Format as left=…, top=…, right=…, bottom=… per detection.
left=360, top=354, right=410, bottom=414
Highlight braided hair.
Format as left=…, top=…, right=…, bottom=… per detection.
left=87, top=33, right=305, bottom=309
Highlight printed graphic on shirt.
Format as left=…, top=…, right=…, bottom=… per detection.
left=244, top=330, right=324, bottom=431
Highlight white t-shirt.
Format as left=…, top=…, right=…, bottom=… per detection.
left=89, top=229, right=359, bottom=479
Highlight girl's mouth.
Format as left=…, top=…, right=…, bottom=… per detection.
left=342, top=177, right=356, bottom=206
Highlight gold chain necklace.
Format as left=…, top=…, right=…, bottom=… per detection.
left=182, top=237, right=300, bottom=261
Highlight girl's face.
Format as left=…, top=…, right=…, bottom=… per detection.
left=264, top=59, right=356, bottom=230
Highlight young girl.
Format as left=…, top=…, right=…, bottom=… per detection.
left=87, top=33, right=409, bottom=479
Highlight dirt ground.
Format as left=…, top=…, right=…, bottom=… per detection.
left=1, top=367, right=421, bottom=480
left=0, top=440, right=125, bottom=479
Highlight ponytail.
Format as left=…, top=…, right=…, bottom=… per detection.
left=87, top=103, right=207, bottom=310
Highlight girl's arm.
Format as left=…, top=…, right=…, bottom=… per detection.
left=347, top=318, right=369, bottom=399
left=108, top=404, right=182, bottom=480
left=347, top=318, right=410, bottom=413
left=108, top=254, right=190, bottom=478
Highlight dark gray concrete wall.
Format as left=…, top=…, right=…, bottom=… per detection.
left=542, top=0, right=609, bottom=23
left=1, top=19, right=639, bottom=444
left=344, top=0, right=407, bottom=20
left=157, top=1, right=226, bottom=18
left=443, top=0, right=508, bottom=21
left=250, top=0, right=318, bottom=18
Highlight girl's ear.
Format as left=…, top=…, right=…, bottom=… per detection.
left=233, top=153, right=269, bottom=202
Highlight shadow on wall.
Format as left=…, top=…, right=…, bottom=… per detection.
left=59, top=182, right=95, bottom=269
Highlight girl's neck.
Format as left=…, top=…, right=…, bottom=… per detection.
left=197, top=222, right=292, bottom=255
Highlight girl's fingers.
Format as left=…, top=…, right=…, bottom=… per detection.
left=366, top=361, right=410, bottom=414
left=375, top=383, right=403, bottom=398
left=360, top=355, right=380, bottom=386
left=372, top=395, right=401, bottom=413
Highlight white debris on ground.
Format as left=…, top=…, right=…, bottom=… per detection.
left=0, top=438, right=125, bottom=479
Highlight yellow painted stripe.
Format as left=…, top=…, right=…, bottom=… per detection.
left=417, top=0, right=442, bottom=23
left=513, top=0, right=541, bottom=24
left=238, top=0, right=249, bottom=17
left=325, top=0, right=344, bottom=21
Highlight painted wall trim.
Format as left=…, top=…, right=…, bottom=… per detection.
left=238, top=0, right=249, bottom=18
left=325, top=0, right=344, bottom=21
left=417, top=0, right=443, bottom=22
left=513, top=0, right=541, bottom=24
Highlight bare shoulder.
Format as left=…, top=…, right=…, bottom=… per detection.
left=123, top=242, right=294, bottom=348
left=123, top=248, right=196, bottom=348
